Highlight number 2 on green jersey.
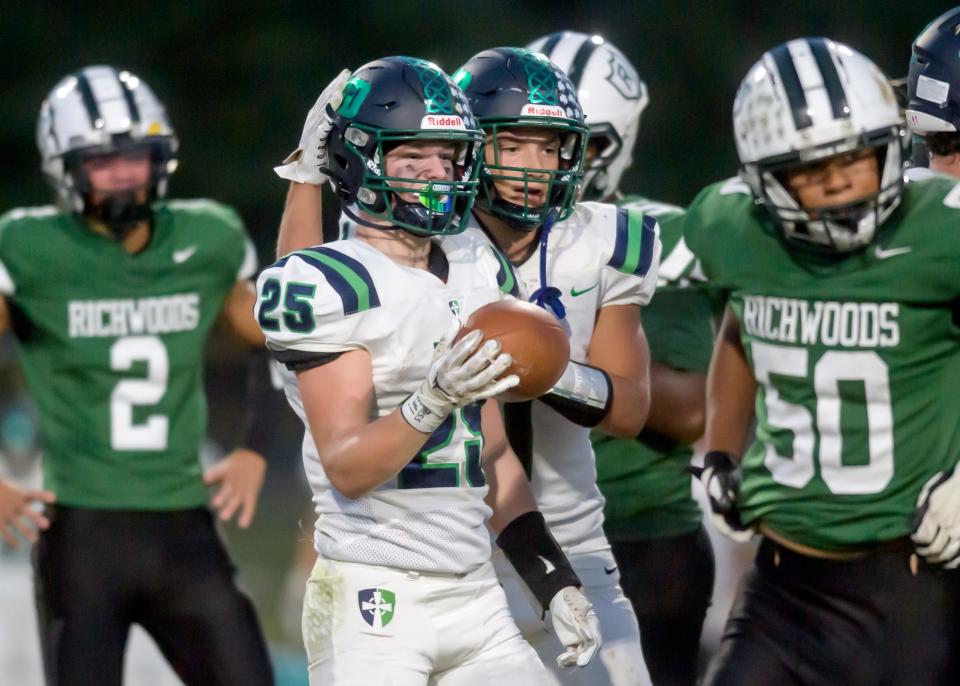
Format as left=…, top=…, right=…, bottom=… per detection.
left=110, top=335, right=169, bottom=450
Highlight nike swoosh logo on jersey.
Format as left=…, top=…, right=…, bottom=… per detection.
left=603, top=566, right=617, bottom=575
left=173, top=246, right=198, bottom=263
left=873, top=245, right=912, bottom=260
left=570, top=283, right=599, bottom=297
left=539, top=555, right=556, bottom=574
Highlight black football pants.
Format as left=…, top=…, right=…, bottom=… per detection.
left=611, top=526, right=715, bottom=686
left=703, top=537, right=958, bottom=686
left=33, top=506, right=274, bottom=686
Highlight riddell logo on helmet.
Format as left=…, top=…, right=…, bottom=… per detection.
left=421, top=115, right=465, bottom=130
left=522, top=104, right=565, bottom=117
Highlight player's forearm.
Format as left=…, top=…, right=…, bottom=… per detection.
left=705, top=309, right=756, bottom=456
left=220, top=280, right=266, bottom=346
left=276, top=182, right=324, bottom=258
left=590, top=304, right=650, bottom=437
left=484, top=449, right=538, bottom=534
left=237, top=348, right=277, bottom=457
left=642, top=362, right=706, bottom=444
left=480, top=399, right=537, bottom=533
left=598, top=368, right=650, bottom=437
left=315, top=410, right=431, bottom=499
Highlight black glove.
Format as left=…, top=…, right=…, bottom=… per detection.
left=697, top=451, right=753, bottom=543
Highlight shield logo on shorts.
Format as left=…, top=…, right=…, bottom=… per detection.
left=358, top=587, right=396, bottom=628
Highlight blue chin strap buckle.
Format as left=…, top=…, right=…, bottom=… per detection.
left=527, top=212, right=566, bottom=321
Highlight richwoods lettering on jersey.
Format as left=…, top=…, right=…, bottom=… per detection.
left=68, top=294, right=200, bottom=337
left=741, top=296, right=900, bottom=347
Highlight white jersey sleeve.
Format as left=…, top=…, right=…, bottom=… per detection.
left=595, top=202, right=661, bottom=307
left=256, top=244, right=383, bottom=357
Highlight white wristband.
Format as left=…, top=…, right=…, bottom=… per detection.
left=400, top=392, right=450, bottom=434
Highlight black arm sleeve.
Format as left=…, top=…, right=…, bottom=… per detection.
left=237, top=347, right=281, bottom=457
left=496, top=511, right=581, bottom=610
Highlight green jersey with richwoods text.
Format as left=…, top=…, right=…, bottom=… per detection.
left=594, top=196, right=714, bottom=540
left=685, top=176, right=960, bottom=551
left=0, top=200, right=256, bottom=510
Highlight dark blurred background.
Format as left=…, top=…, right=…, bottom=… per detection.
left=0, top=1, right=949, bottom=683
left=0, top=1, right=943, bottom=247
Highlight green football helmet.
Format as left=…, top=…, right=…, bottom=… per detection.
left=325, top=56, right=484, bottom=236
left=454, top=48, right=588, bottom=230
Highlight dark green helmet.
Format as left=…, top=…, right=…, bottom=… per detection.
left=454, top=47, right=588, bottom=230
left=325, top=56, right=484, bottom=236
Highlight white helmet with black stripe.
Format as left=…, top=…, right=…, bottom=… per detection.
left=526, top=31, right=648, bottom=201
left=36, top=65, right=178, bottom=233
left=734, top=38, right=906, bottom=253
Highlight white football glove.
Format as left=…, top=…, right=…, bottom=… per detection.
left=274, top=69, right=352, bottom=185
left=912, top=467, right=960, bottom=569
left=548, top=586, right=602, bottom=669
left=401, top=325, right=518, bottom=434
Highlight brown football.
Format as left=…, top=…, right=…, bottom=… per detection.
left=456, top=299, right=570, bottom=401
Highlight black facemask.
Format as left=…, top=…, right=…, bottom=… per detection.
left=82, top=190, right=152, bottom=239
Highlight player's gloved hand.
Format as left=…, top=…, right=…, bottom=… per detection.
left=912, top=467, right=960, bottom=568
left=204, top=448, right=267, bottom=529
left=698, top=450, right=754, bottom=543
left=401, top=322, right=518, bottom=433
left=274, top=69, right=352, bottom=185
left=549, top=586, right=602, bottom=668
left=0, top=478, right=56, bottom=549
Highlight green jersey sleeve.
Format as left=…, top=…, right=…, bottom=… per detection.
left=162, top=199, right=257, bottom=283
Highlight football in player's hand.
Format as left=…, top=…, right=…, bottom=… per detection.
left=457, top=300, right=570, bottom=401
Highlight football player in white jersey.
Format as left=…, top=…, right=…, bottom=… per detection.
left=906, top=7, right=960, bottom=181
left=262, top=56, right=600, bottom=686
left=528, top=32, right=717, bottom=686
left=449, top=48, right=659, bottom=686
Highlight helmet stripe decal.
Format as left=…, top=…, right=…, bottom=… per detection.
left=566, top=38, right=600, bottom=89
left=73, top=71, right=103, bottom=129
left=769, top=45, right=813, bottom=130
left=115, top=69, right=141, bottom=124
left=807, top=38, right=849, bottom=120
left=538, top=32, right=565, bottom=60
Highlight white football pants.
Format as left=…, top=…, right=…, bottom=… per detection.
left=303, top=555, right=551, bottom=685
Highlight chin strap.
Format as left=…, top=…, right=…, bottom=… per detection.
left=527, top=212, right=566, bottom=320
